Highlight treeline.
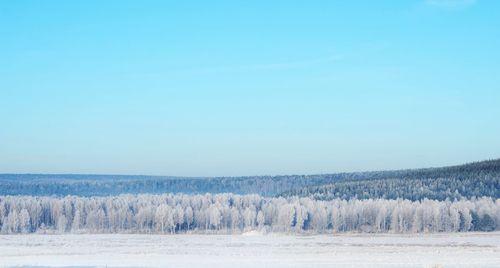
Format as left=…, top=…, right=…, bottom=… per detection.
left=1, top=159, right=499, bottom=199
left=1, top=194, right=498, bottom=234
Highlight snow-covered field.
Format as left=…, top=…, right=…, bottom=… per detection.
left=0, top=232, right=499, bottom=268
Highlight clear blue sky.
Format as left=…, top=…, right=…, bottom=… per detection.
left=1, top=0, right=499, bottom=176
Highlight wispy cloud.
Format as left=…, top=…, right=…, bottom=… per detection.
left=130, top=55, right=343, bottom=79
left=184, top=54, right=344, bottom=75
left=234, top=55, right=343, bottom=71
left=425, top=0, right=477, bottom=9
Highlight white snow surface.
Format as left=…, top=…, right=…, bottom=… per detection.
left=0, top=232, right=499, bottom=268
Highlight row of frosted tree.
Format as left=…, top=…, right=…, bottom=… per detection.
left=0, top=194, right=498, bottom=234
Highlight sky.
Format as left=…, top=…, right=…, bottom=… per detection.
left=1, top=0, right=500, bottom=176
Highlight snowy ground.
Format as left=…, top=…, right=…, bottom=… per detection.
left=0, top=232, right=499, bottom=268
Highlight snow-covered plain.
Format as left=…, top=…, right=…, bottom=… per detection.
left=0, top=232, right=499, bottom=268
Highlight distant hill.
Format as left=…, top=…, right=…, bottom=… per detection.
left=1, top=159, right=499, bottom=199
left=0, top=173, right=362, bottom=196
left=280, top=159, right=500, bottom=200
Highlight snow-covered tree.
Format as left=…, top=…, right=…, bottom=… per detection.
left=0, top=194, right=498, bottom=234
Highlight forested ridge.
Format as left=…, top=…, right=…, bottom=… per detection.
left=281, top=159, right=500, bottom=200
left=1, top=159, right=499, bottom=199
